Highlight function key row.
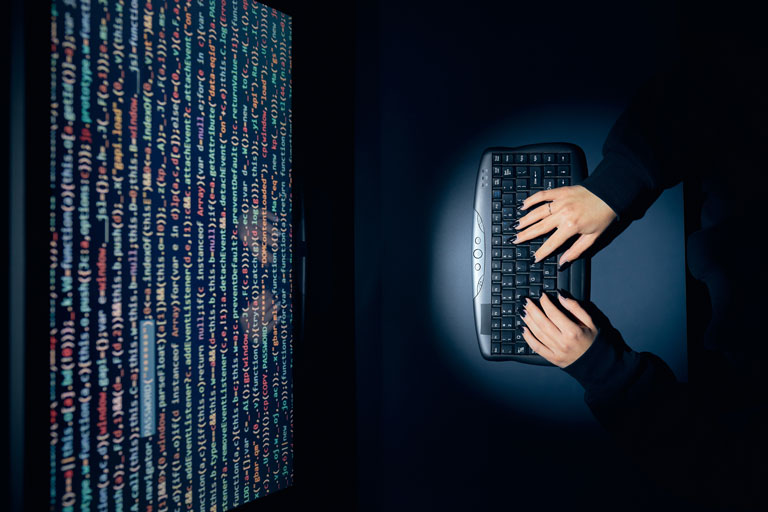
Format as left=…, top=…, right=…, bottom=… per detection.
left=492, top=166, right=570, bottom=178
left=492, top=152, right=570, bottom=165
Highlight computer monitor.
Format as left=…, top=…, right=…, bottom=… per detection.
left=8, top=1, right=357, bottom=510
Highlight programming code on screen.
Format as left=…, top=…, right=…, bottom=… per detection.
left=48, top=1, right=293, bottom=510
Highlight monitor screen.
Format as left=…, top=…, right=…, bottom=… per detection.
left=47, top=0, right=293, bottom=510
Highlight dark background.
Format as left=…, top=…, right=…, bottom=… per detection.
left=354, top=1, right=695, bottom=510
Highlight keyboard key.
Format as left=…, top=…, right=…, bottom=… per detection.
left=502, top=275, right=515, bottom=287
left=515, top=330, right=525, bottom=342
left=492, top=236, right=501, bottom=246
left=515, top=260, right=529, bottom=272
left=515, top=316, right=524, bottom=328
left=492, top=189, right=501, bottom=199
left=502, top=154, right=514, bottom=164
left=502, top=288, right=515, bottom=301
left=501, top=344, right=513, bottom=355
left=501, top=261, right=515, bottom=272
left=557, top=178, right=570, bottom=187
left=530, top=259, right=543, bottom=270
left=492, top=213, right=501, bottom=223
left=492, top=272, right=501, bottom=282
left=558, top=153, right=570, bottom=163
left=514, top=288, right=528, bottom=301
left=502, top=166, right=514, bottom=178
left=492, top=307, right=501, bottom=317
left=514, top=153, right=527, bottom=163
left=515, top=192, right=528, bottom=203
left=501, top=249, right=514, bottom=260
left=531, top=167, right=542, bottom=187
left=491, top=330, right=501, bottom=341
left=492, top=154, right=501, bottom=164
left=491, top=318, right=501, bottom=329
left=501, top=179, right=514, bottom=192
left=493, top=177, right=501, bottom=187
left=515, top=274, right=527, bottom=286
left=501, top=330, right=514, bottom=342
left=501, top=235, right=515, bottom=246
left=502, top=208, right=515, bottom=220
left=543, top=153, right=555, bottom=163
left=502, top=194, right=516, bottom=206
left=501, top=304, right=515, bottom=317
left=530, top=242, right=542, bottom=256
left=529, top=153, right=542, bottom=164
left=529, top=285, right=542, bottom=298
left=515, top=246, right=529, bottom=259
left=502, top=221, right=515, bottom=233
left=501, top=317, right=514, bottom=329
left=516, top=179, right=529, bottom=190
left=492, top=166, right=501, bottom=177
left=543, top=264, right=557, bottom=277
left=543, top=165, right=556, bottom=177
left=557, top=165, right=570, bottom=176
left=492, top=224, right=501, bottom=234
left=491, top=283, right=501, bottom=294
left=492, top=248, right=501, bottom=259
left=493, top=202, right=502, bottom=212
left=515, top=343, right=527, bottom=354
left=515, top=166, right=530, bottom=177
left=491, top=259, right=501, bottom=270
left=529, top=272, right=543, bottom=284
left=492, top=343, right=501, bottom=354
left=543, top=278, right=556, bottom=290
left=492, top=295, right=501, bottom=306
left=543, top=178, right=555, bottom=189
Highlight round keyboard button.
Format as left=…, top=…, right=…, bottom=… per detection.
left=475, top=263, right=481, bottom=270
left=473, top=249, right=482, bottom=259
left=475, top=237, right=481, bottom=245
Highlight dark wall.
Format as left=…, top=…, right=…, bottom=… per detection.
left=355, top=1, right=692, bottom=510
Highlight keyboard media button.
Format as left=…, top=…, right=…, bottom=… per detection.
left=515, top=260, right=529, bottom=272
left=557, top=165, right=570, bottom=176
left=491, top=260, right=501, bottom=270
left=543, top=178, right=555, bottom=189
left=492, top=343, right=501, bottom=354
left=529, top=153, right=542, bottom=163
left=502, top=166, right=514, bottom=177
left=557, top=178, right=570, bottom=187
left=502, top=154, right=514, bottom=164
left=531, top=167, right=542, bottom=187
left=502, top=208, right=515, bottom=220
left=492, top=224, right=501, bottom=234
left=558, top=153, right=570, bottom=163
left=492, top=330, right=501, bottom=341
left=543, top=153, right=555, bottom=163
left=514, top=153, right=527, bottom=163
left=501, top=330, right=514, bottom=342
left=493, top=166, right=501, bottom=176
left=515, top=166, right=530, bottom=177
left=543, top=165, right=556, bottom=177
left=543, top=279, right=556, bottom=290
left=492, top=213, right=501, bottom=223
left=502, top=275, right=515, bottom=287
left=492, top=154, right=501, bottom=164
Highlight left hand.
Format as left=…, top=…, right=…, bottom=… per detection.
left=521, top=292, right=598, bottom=368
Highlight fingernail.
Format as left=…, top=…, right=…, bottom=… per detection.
left=558, top=259, right=570, bottom=271
left=531, top=254, right=538, bottom=264
left=517, top=198, right=526, bottom=207
left=513, top=221, right=521, bottom=229
left=558, top=288, right=572, bottom=300
left=512, top=234, right=518, bottom=243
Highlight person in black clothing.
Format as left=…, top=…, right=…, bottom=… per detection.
left=511, top=40, right=768, bottom=510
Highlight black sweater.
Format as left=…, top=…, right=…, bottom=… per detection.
left=564, top=45, right=768, bottom=510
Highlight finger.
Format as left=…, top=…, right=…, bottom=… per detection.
left=516, top=202, right=553, bottom=231
left=559, top=232, right=599, bottom=266
left=523, top=297, right=562, bottom=342
left=534, top=226, right=575, bottom=263
left=514, top=214, right=558, bottom=245
left=521, top=306, right=553, bottom=348
left=539, top=292, right=579, bottom=333
left=557, top=293, right=596, bottom=331
left=521, top=326, right=556, bottom=361
left=521, top=188, right=564, bottom=210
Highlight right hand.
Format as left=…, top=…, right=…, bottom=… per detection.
left=514, top=185, right=617, bottom=265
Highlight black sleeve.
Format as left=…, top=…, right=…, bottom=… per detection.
left=580, top=62, right=691, bottom=222
left=562, top=313, right=767, bottom=509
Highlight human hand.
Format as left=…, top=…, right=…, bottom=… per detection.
left=514, top=185, right=617, bottom=265
left=520, top=292, right=598, bottom=368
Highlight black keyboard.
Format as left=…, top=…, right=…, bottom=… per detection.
left=472, top=143, right=590, bottom=365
